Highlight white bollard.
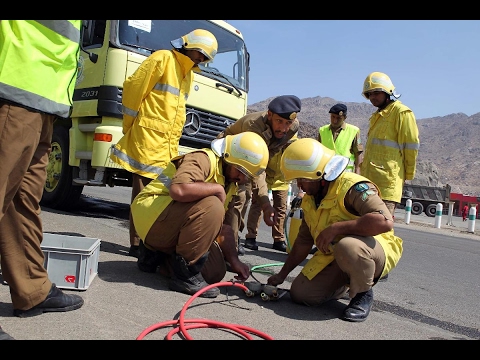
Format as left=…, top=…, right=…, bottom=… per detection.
left=434, top=203, right=443, bottom=228
left=404, top=199, right=412, bottom=224
left=446, top=202, right=454, bottom=226
left=468, top=205, right=477, bottom=233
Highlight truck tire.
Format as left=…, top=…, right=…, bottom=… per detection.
left=411, top=202, right=424, bottom=216
left=41, top=126, right=84, bottom=210
left=425, top=204, right=438, bottom=217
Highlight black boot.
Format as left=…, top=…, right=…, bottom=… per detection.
left=168, top=253, right=220, bottom=298
left=244, top=238, right=258, bottom=250
left=342, top=288, right=374, bottom=322
left=272, top=241, right=287, bottom=252
left=137, top=241, right=162, bottom=273
left=128, top=245, right=140, bottom=258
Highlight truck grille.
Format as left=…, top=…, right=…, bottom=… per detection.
left=180, top=108, right=235, bottom=148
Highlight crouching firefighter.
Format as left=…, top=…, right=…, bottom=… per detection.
left=131, top=132, right=270, bottom=298
left=267, top=138, right=403, bottom=322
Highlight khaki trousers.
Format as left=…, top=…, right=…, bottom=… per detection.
left=290, top=235, right=385, bottom=306
left=145, top=196, right=225, bottom=265
left=224, top=183, right=247, bottom=247
left=0, top=102, right=53, bottom=310
left=383, top=200, right=397, bottom=217
left=130, top=174, right=153, bottom=246
left=246, top=188, right=288, bottom=242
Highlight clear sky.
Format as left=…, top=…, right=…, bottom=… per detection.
left=226, top=20, right=480, bottom=120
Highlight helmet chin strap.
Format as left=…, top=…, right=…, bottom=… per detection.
left=377, top=96, right=391, bottom=110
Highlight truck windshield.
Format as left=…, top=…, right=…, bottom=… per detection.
left=116, top=20, right=248, bottom=92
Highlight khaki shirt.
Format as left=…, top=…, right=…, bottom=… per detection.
left=218, top=111, right=299, bottom=206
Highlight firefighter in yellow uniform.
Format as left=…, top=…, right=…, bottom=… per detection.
left=360, top=71, right=420, bottom=216
left=131, top=132, right=269, bottom=298
left=267, top=138, right=403, bottom=322
left=109, top=29, right=218, bottom=257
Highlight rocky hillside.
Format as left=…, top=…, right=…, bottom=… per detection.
left=248, top=96, right=480, bottom=196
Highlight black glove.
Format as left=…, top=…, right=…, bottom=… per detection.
left=291, top=196, right=302, bottom=209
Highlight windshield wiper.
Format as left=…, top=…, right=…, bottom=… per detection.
left=122, top=42, right=156, bottom=54
left=201, top=68, right=242, bottom=97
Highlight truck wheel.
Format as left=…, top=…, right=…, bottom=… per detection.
left=411, top=202, right=424, bottom=216
left=41, top=126, right=84, bottom=210
left=425, top=204, right=438, bottom=217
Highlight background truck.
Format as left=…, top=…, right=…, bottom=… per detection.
left=400, top=183, right=452, bottom=217
left=41, top=20, right=250, bottom=210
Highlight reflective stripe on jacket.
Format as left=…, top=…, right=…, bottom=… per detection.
left=131, top=149, right=237, bottom=240
left=110, top=49, right=196, bottom=179
left=300, top=172, right=403, bottom=280
left=0, top=20, right=81, bottom=118
left=319, top=124, right=359, bottom=172
left=360, top=100, right=419, bottom=202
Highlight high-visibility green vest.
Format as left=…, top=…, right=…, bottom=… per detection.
left=319, top=124, right=359, bottom=172
left=0, top=20, right=81, bottom=118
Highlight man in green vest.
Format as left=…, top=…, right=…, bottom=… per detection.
left=318, top=103, right=363, bottom=174
left=0, top=21, right=84, bottom=333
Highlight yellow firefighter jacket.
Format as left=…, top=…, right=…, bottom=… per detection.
left=110, top=49, right=197, bottom=179
left=360, top=100, right=419, bottom=202
left=131, top=149, right=238, bottom=241
left=300, top=172, right=403, bottom=280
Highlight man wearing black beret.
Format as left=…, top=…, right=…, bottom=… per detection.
left=318, top=103, right=363, bottom=174
left=216, top=95, right=301, bottom=253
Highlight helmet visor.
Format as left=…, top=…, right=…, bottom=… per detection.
left=234, top=165, right=255, bottom=180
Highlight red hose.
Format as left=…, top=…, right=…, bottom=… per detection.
left=136, top=281, right=274, bottom=340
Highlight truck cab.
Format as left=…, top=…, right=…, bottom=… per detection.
left=41, top=20, right=250, bottom=210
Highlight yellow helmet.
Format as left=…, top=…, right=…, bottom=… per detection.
left=171, top=29, right=218, bottom=63
left=280, top=138, right=349, bottom=182
left=211, top=132, right=269, bottom=178
left=362, top=71, right=400, bottom=99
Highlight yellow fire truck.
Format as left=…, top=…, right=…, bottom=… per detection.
left=41, top=20, right=250, bottom=210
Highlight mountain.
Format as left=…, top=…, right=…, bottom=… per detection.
left=247, top=96, right=480, bottom=196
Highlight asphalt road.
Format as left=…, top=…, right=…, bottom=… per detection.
left=1, top=186, right=479, bottom=340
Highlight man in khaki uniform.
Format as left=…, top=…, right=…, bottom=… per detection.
left=217, top=95, right=302, bottom=253
left=244, top=150, right=290, bottom=252
left=131, top=132, right=269, bottom=298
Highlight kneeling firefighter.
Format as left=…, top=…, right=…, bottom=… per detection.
left=131, top=132, right=269, bottom=298
left=267, top=138, right=403, bottom=322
